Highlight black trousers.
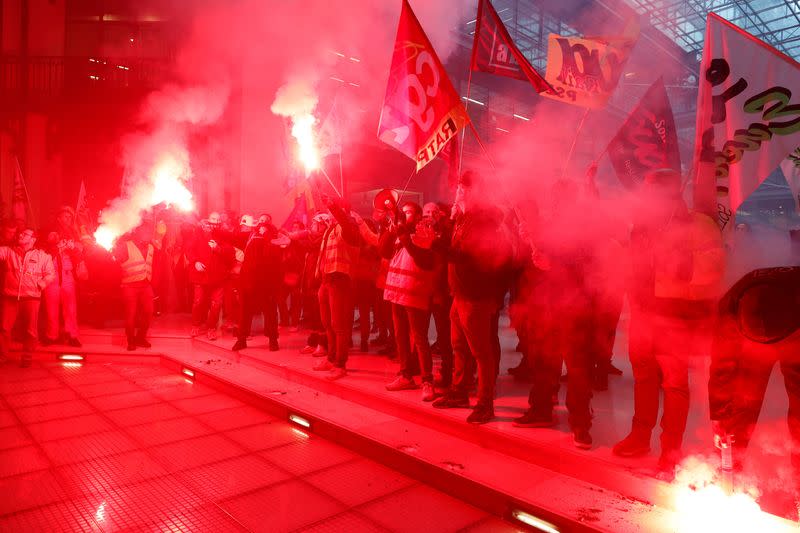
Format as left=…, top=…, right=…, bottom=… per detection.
left=238, top=286, right=278, bottom=341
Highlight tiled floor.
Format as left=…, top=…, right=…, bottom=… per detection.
left=0, top=361, right=520, bottom=532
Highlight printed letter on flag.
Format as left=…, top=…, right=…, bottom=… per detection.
left=607, top=77, right=681, bottom=188
left=692, top=13, right=800, bottom=231
left=470, top=0, right=552, bottom=93
left=540, top=19, right=638, bottom=108
left=378, top=0, right=470, bottom=171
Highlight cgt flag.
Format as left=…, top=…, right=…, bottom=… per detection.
left=470, top=0, right=552, bottom=94
left=691, top=13, right=800, bottom=231
left=12, top=156, right=28, bottom=224
left=378, top=0, right=470, bottom=171
left=540, top=19, right=638, bottom=108
left=607, top=77, right=681, bottom=189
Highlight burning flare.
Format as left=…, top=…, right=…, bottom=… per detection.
left=94, top=150, right=194, bottom=251
left=291, top=114, right=321, bottom=174
left=672, top=456, right=789, bottom=532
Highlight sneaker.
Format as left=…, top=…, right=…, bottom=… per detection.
left=269, top=338, right=279, bottom=351
left=385, top=375, right=417, bottom=391
left=300, top=344, right=315, bottom=354
left=232, top=339, right=247, bottom=351
left=207, top=329, right=218, bottom=341
left=433, top=373, right=452, bottom=389
left=67, top=337, right=82, bottom=348
left=40, top=337, right=57, bottom=346
left=313, top=359, right=334, bottom=372
left=466, top=404, right=494, bottom=425
left=612, top=432, right=651, bottom=457
left=360, top=340, right=369, bottom=353
left=312, top=345, right=327, bottom=358
left=325, top=367, right=347, bottom=381
left=190, top=327, right=202, bottom=338
left=512, top=411, right=555, bottom=428
left=135, top=338, right=151, bottom=348
left=421, top=382, right=434, bottom=402
left=432, top=393, right=470, bottom=409
left=573, top=429, right=593, bottom=450
left=19, top=353, right=32, bottom=368
left=126, top=341, right=136, bottom=351
left=288, top=326, right=300, bottom=333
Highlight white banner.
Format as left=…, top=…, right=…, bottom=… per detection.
left=691, top=13, right=800, bottom=231
left=781, top=148, right=800, bottom=212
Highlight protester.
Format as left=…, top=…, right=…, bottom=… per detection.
left=188, top=213, right=235, bottom=340
left=311, top=196, right=361, bottom=380
left=381, top=201, right=437, bottom=401
left=232, top=220, right=282, bottom=351
left=113, top=223, right=157, bottom=351
left=433, top=171, right=512, bottom=424
left=0, top=228, right=55, bottom=366
left=612, top=168, right=724, bottom=479
left=42, top=229, right=83, bottom=347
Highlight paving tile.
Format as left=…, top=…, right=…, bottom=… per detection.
left=89, top=390, right=162, bottom=411
left=304, top=459, right=417, bottom=507
left=55, top=450, right=168, bottom=497
left=358, top=485, right=489, bottom=533
left=125, top=417, right=213, bottom=447
left=219, top=479, right=346, bottom=532
left=0, top=424, right=32, bottom=450
left=4, top=387, right=79, bottom=409
left=196, top=405, right=276, bottom=431
left=103, top=402, right=184, bottom=427
left=259, top=437, right=357, bottom=476
left=14, top=399, right=94, bottom=425
left=224, top=421, right=304, bottom=452
left=0, top=411, right=16, bottom=429
left=170, top=393, right=247, bottom=415
left=150, top=434, right=248, bottom=473
left=26, top=413, right=112, bottom=442
left=0, top=469, right=69, bottom=516
left=179, top=454, right=292, bottom=501
left=297, top=511, right=390, bottom=532
left=73, top=380, right=143, bottom=399
left=460, top=516, right=526, bottom=532
left=40, top=430, right=138, bottom=466
left=0, top=445, right=50, bottom=477
left=126, top=503, right=246, bottom=533
left=0, top=376, right=63, bottom=395
left=0, top=500, right=101, bottom=532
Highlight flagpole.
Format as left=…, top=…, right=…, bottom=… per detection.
left=457, top=67, right=475, bottom=176
left=560, top=108, right=591, bottom=180
left=14, top=156, right=36, bottom=229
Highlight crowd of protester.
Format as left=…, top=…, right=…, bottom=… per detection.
left=0, top=167, right=797, bottom=489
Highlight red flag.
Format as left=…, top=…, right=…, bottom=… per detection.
left=12, top=157, right=28, bottom=224
left=606, top=77, right=681, bottom=189
left=470, top=0, right=552, bottom=94
left=378, top=0, right=470, bottom=171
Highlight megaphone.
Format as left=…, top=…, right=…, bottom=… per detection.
left=373, top=189, right=400, bottom=212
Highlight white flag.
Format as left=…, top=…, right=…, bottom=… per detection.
left=691, top=13, right=800, bottom=232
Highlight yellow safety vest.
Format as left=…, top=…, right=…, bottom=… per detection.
left=121, top=241, right=153, bottom=284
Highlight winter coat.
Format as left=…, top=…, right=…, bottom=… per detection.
left=187, top=229, right=235, bottom=286
left=0, top=247, right=56, bottom=299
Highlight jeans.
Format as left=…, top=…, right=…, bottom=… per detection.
left=527, top=307, right=593, bottom=431
left=121, top=284, right=153, bottom=342
left=0, top=297, right=40, bottom=355
left=192, top=283, right=225, bottom=330
left=318, top=273, right=353, bottom=368
left=43, top=277, right=79, bottom=340
left=628, top=305, right=709, bottom=451
left=450, top=298, right=498, bottom=407
left=392, top=303, right=433, bottom=382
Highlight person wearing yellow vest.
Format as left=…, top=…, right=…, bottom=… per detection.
left=113, top=224, right=156, bottom=351
left=612, top=169, right=724, bottom=481
left=0, top=228, right=56, bottom=367
left=311, top=196, right=361, bottom=381
left=381, top=202, right=437, bottom=401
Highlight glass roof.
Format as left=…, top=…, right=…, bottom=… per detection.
left=623, top=0, right=800, bottom=60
